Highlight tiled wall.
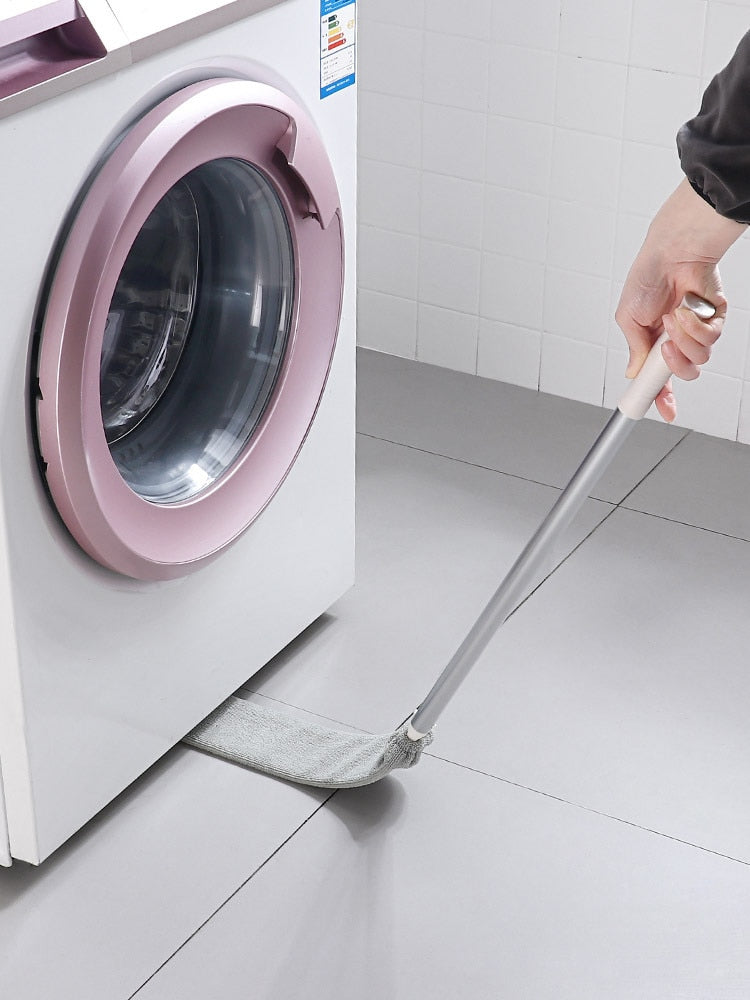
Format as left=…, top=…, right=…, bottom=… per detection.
left=356, top=0, right=750, bottom=442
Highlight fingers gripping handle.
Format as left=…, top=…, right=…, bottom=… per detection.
left=617, top=293, right=716, bottom=420
left=617, top=330, right=672, bottom=420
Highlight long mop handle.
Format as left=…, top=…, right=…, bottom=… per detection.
left=408, top=294, right=715, bottom=739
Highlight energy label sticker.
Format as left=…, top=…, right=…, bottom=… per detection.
left=320, top=0, right=356, bottom=99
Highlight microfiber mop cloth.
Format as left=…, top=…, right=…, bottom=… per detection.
left=184, top=696, right=433, bottom=789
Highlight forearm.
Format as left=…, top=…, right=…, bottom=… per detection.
left=645, top=179, right=746, bottom=269
left=616, top=30, right=750, bottom=422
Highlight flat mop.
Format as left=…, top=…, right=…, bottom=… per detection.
left=184, top=294, right=715, bottom=787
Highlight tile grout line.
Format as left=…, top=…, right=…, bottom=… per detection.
left=615, top=427, right=750, bottom=544
left=358, top=429, right=750, bottom=546
left=503, top=501, right=621, bottom=622
left=616, top=507, right=750, bottom=546
left=616, top=426, right=692, bottom=508
left=127, top=791, right=338, bottom=999
left=356, top=431, right=631, bottom=624
left=424, top=750, right=750, bottom=869
left=356, top=430, right=599, bottom=495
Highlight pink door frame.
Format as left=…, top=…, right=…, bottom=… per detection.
left=36, top=78, right=344, bottom=580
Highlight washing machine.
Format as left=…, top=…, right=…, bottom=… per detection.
left=0, top=0, right=356, bottom=865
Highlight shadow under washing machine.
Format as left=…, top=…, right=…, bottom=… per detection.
left=0, top=0, right=356, bottom=864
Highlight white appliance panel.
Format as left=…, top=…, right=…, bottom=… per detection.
left=0, top=0, right=356, bottom=863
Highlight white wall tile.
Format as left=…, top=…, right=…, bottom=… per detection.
left=420, top=172, right=484, bottom=248
left=482, top=186, right=549, bottom=262
left=489, top=45, right=557, bottom=123
left=718, top=234, right=750, bottom=311
left=702, top=3, right=749, bottom=78
left=359, top=226, right=419, bottom=298
left=417, top=303, right=479, bottom=372
left=670, top=370, right=743, bottom=439
left=543, top=267, right=612, bottom=345
left=618, top=142, right=684, bottom=218
left=546, top=200, right=616, bottom=278
left=358, top=22, right=423, bottom=99
left=358, top=160, right=420, bottom=234
left=486, top=117, right=553, bottom=194
left=709, top=306, right=749, bottom=378
left=425, top=0, right=491, bottom=38
left=357, top=289, right=418, bottom=357
left=490, top=0, right=560, bottom=50
left=629, top=0, right=706, bottom=76
left=480, top=254, right=545, bottom=328
left=539, top=335, right=607, bottom=406
left=624, top=68, right=702, bottom=148
left=355, top=0, right=747, bottom=440
left=423, top=32, right=490, bottom=111
left=737, top=381, right=750, bottom=445
left=358, top=0, right=425, bottom=28
left=422, top=103, right=486, bottom=180
left=551, top=129, right=621, bottom=209
left=559, top=0, right=633, bottom=63
left=419, top=239, right=481, bottom=313
left=358, top=92, right=421, bottom=168
left=555, top=55, right=628, bottom=137
left=477, top=318, right=541, bottom=389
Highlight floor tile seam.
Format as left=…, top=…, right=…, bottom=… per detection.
left=356, top=430, right=594, bottom=495
left=126, top=792, right=337, bottom=999
left=356, top=433, right=747, bottom=544
left=423, top=749, right=750, bottom=869
left=358, top=429, right=621, bottom=623
left=587, top=427, right=750, bottom=543
left=615, top=426, right=691, bottom=509
left=616, top=504, right=750, bottom=546
left=505, top=501, right=620, bottom=621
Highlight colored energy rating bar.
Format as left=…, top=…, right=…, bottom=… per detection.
left=326, top=20, right=345, bottom=49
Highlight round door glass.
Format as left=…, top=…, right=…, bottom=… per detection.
left=100, top=158, right=295, bottom=504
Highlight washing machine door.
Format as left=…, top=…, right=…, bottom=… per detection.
left=35, top=78, right=344, bottom=580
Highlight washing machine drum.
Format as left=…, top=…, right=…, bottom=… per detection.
left=35, top=78, right=344, bottom=580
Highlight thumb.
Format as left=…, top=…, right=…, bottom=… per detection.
left=615, top=287, right=666, bottom=380
left=625, top=342, right=650, bottom=379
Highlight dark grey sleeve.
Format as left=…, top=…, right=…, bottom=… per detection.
left=677, top=30, right=750, bottom=223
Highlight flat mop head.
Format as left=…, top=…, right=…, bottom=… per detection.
left=183, top=696, right=433, bottom=789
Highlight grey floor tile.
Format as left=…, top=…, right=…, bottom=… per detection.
left=0, top=746, right=326, bottom=1000
left=357, top=349, right=686, bottom=503
left=134, top=755, right=750, bottom=1000
left=624, top=430, right=750, bottom=539
left=434, top=507, right=750, bottom=863
left=246, top=434, right=613, bottom=734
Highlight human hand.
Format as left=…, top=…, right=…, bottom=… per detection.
left=615, top=180, right=743, bottom=421
left=616, top=260, right=726, bottom=421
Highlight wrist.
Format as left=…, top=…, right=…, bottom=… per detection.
left=648, top=178, right=746, bottom=265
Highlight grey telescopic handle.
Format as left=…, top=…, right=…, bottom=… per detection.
left=408, top=293, right=716, bottom=740
left=617, top=292, right=716, bottom=419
